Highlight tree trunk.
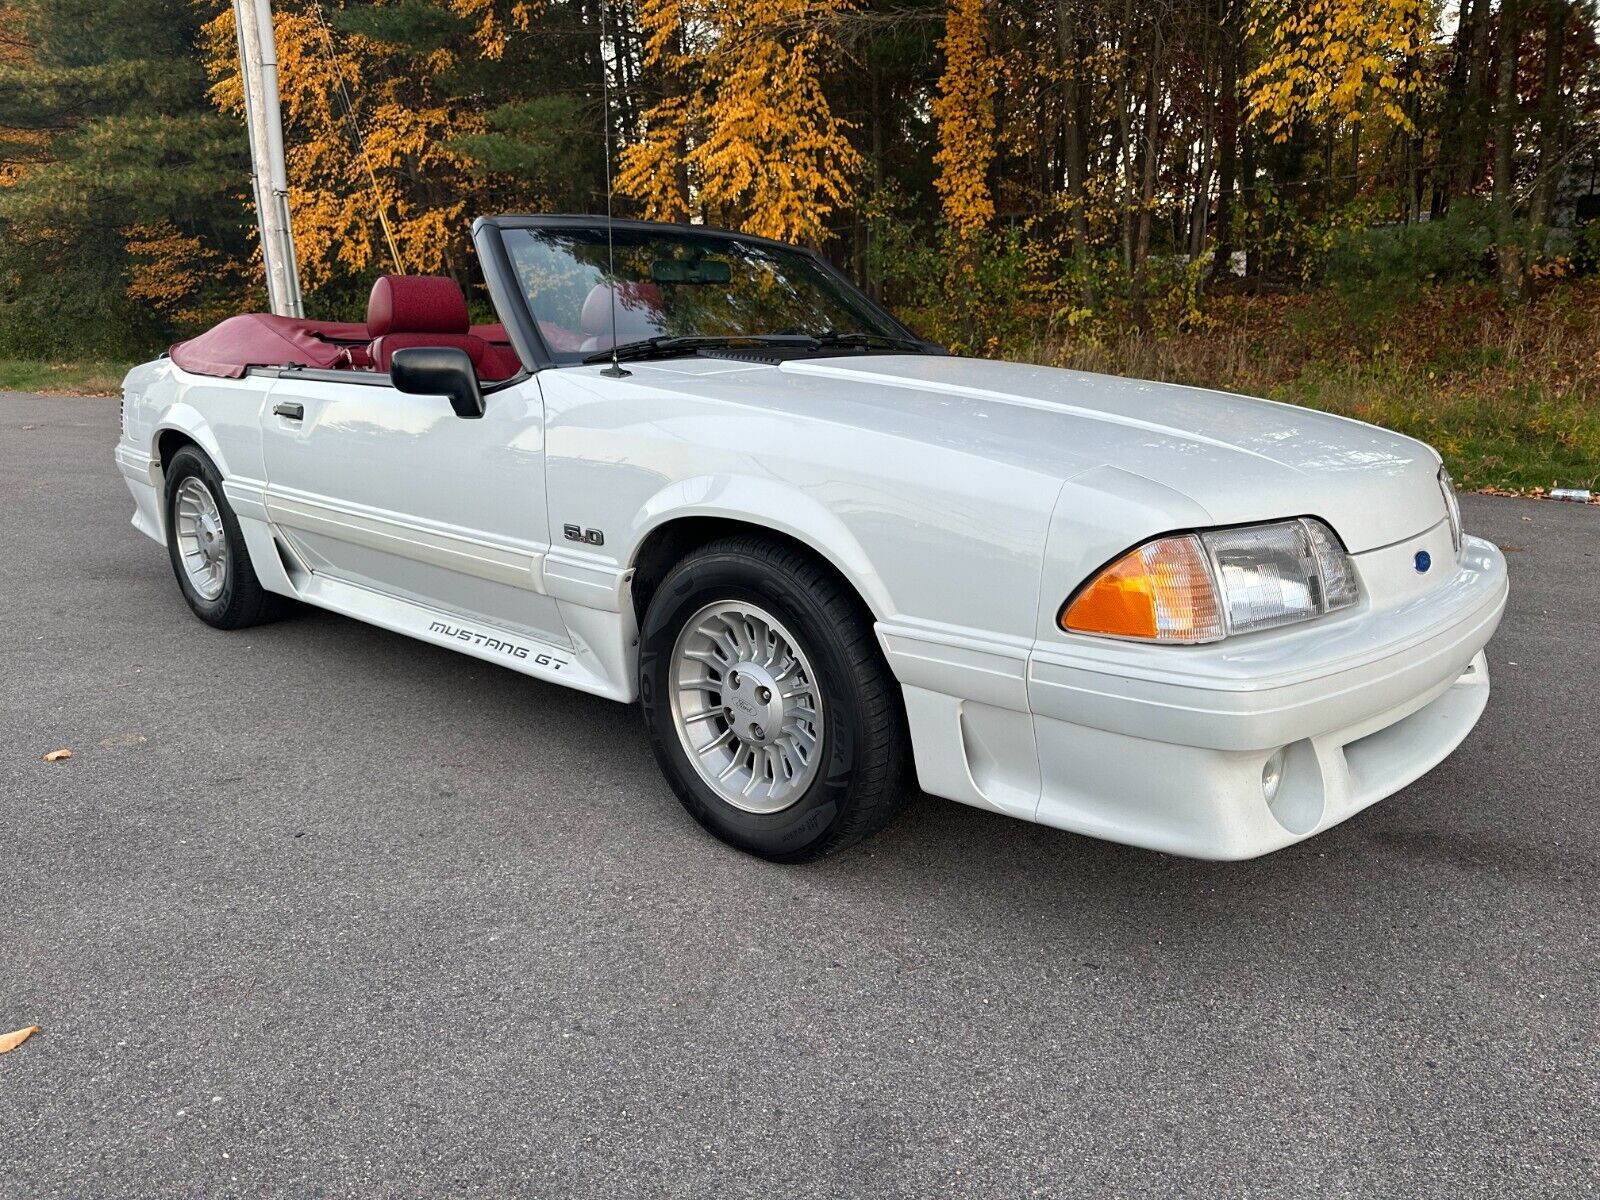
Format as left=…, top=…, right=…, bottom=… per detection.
left=1114, top=0, right=1135, bottom=275
left=1190, top=111, right=1214, bottom=260
left=1529, top=0, right=1570, bottom=237
left=1399, top=78, right=1420, bottom=221
left=1240, top=111, right=1257, bottom=280
left=1131, top=22, right=1161, bottom=325
left=1350, top=120, right=1363, bottom=208
left=1212, top=0, right=1240, bottom=282
left=1463, top=0, right=1495, bottom=197
left=1434, top=0, right=1477, bottom=213
left=1188, top=2, right=1217, bottom=262
left=1058, top=0, right=1091, bottom=270
left=1494, top=0, right=1525, bottom=296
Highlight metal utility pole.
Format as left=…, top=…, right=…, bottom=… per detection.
left=234, top=0, right=304, bottom=317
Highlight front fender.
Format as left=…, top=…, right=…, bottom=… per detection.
left=631, top=473, right=896, bottom=620
left=1034, top=463, right=1214, bottom=645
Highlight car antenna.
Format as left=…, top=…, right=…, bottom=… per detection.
left=597, top=0, right=630, bottom=379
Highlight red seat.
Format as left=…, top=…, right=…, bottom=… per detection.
left=366, top=275, right=517, bottom=379
left=470, top=322, right=525, bottom=380
left=478, top=342, right=522, bottom=379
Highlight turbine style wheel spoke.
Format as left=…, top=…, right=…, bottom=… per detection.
left=668, top=599, right=826, bottom=815
left=172, top=477, right=229, bottom=601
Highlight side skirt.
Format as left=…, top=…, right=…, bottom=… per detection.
left=288, top=569, right=630, bottom=701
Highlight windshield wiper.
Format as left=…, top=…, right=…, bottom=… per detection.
left=808, top=330, right=929, bottom=353
left=584, top=329, right=932, bottom=365
left=583, top=334, right=817, bottom=365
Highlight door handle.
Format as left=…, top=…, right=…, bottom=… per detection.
left=273, top=401, right=304, bottom=420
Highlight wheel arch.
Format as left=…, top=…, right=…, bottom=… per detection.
left=151, top=406, right=230, bottom=482
left=626, top=483, right=894, bottom=629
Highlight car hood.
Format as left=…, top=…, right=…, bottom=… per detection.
left=622, top=353, right=1448, bottom=552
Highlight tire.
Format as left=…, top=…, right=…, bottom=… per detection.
left=639, top=535, right=907, bottom=862
left=163, top=445, right=289, bottom=630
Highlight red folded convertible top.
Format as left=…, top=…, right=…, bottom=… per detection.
left=169, top=313, right=369, bottom=379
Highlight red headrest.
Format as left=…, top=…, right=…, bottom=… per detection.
left=367, top=275, right=470, bottom=337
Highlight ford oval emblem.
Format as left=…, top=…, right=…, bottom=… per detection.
left=1414, top=550, right=1432, bottom=574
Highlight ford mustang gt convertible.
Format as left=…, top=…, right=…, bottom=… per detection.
left=115, top=215, right=1507, bottom=862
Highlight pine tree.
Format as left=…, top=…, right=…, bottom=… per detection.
left=0, top=0, right=253, bottom=355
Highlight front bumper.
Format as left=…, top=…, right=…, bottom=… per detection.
left=890, top=533, right=1507, bottom=859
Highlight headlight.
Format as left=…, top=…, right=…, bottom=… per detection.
left=1439, top=465, right=1463, bottom=554
left=1060, top=518, right=1360, bottom=643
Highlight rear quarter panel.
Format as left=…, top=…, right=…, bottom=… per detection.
left=123, top=360, right=273, bottom=484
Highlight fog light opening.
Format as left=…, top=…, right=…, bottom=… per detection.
left=1262, top=749, right=1286, bottom=803
left=1262, top=739, right=1325, bottom=835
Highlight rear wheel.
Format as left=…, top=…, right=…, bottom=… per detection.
left=639, top=535, right=907, bottom=862
left=163, top=445, right=288, bottom=630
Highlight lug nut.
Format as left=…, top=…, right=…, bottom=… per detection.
left=750, top=723, right=765, bottom=740
left=757, top=686, right=771, bottom=703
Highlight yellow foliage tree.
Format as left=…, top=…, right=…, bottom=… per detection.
left=123, top=218, right=252, bottom=326
left=931, top=0, right=996, bottom=237
left=617, top=0, right=861, bottom=244
left=1246, top=0, right=1435, bottom=141
left=448, top=0, right=537, bottom=59
left=199, top=0, right=535, bottom=290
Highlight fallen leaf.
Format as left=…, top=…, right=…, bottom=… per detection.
left=42, top=749, right=72, bottom=762
left=0, top=1025, right=40, bottom=1054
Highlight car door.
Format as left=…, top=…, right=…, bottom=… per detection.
left=257, top=369, right=570, bottom=646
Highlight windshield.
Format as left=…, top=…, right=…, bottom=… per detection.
left=501, top=225, right=915, bottom=364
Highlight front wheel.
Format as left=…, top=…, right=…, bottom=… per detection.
left=638, top=536, right=907, bottom=862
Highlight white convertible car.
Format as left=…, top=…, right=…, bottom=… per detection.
left=116, top=215, right=1507, bottom=862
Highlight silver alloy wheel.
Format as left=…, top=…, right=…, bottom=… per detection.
left=173, top=476, right=229, bottom=601
left=668, top=600, right=825, bottom=814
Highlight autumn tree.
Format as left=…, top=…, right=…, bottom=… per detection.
left=202, top=1, right=508, bottom=293
left=4, top=0, right=1600, bottom=356
left=1244, top=0, right=1435, bottom=140
left=617, top=0, right=862, bottom=243
left=931, top=0, right=996, bottom=236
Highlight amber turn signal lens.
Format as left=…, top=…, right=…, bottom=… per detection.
left=1061, top=535, right=1225, bottom=643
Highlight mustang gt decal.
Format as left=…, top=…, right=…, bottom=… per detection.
left=427, top=620, right=567, bottom=669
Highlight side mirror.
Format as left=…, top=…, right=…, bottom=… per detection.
left=390, top=346, right=485, bottom=419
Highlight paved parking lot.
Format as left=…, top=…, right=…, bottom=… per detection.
left=2, top=392, right=1596, bottom=1198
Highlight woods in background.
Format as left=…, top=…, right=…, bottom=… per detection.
left=1, top=0, right=1598, bottom=359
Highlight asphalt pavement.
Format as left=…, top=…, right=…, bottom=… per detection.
left=2, top=392, right=1596, bottom=1198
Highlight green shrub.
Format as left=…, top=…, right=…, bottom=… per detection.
left=1323, top=202, right=1548, bottom=298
